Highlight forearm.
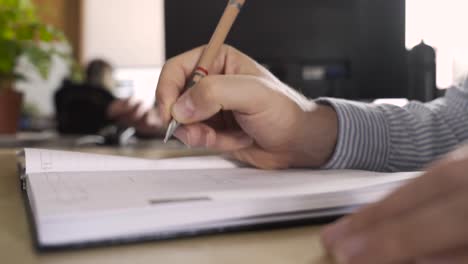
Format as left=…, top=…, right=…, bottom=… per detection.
left=316, top=98, right=390, bottom=171
left=317, top=86, right=468, bottom=172
left=289, top=104, right=338, bottom=168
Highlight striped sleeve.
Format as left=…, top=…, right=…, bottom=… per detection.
left=317, top=85, right=468, bottom=172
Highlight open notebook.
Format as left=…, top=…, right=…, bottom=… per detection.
left=18, top=148, right=421, bottom=250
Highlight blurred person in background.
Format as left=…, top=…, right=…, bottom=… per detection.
left=55, top=59, right=162, bottom=136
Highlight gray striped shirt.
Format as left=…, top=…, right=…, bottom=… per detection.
left=318, top=83, right=468, bottom=172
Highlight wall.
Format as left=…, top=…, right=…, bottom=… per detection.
left=25, top=0, right=166, bottom=115
left=407, top=0, right=468, bottom=88
left=33, top=0, right=81, bottom=62
left=82, top=0, right=165, bottom=67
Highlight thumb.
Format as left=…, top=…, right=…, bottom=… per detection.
left=171, top=75, right=271, bottom=124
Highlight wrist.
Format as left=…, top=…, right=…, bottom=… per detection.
left=289, top=104, right=338, bottom=168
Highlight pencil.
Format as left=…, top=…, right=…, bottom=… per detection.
left=164, top=0, right=246, bottom=143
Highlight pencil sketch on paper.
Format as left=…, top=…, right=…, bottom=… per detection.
left=40, top=150, right=53, bottom=171
left=45, top=172, right=89, bottom=203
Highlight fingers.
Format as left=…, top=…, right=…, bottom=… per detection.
left=107, top=99, right=132, bottom=118
left=172, top=120, right=294, bottom=170
left=173, top=123, right=253, bottom=151
left=320, top=146, right=468, bottom=264
left=156, top=45, right=236, bottom=125
left=326, top=188, right=468, bottom=264
left=108, top=99, right=165, bottom=136
left=119, top=102, right=144, bottom=125
left=134, top=108, right=165, bottom=136
left=108, top=99, right=146, bottom=124
left=418, top=247, right=468, bottom=264
left=172, top=75, right=273, bottom=124
left=230, top=147, right=292, bottom=170
left=321, top=159, right=468, bottom=250
left=156, top=46, right=206, bottom=125
left=156, top=45, right=262, bottom=126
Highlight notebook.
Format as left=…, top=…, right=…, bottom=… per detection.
left=18, top=148, right=421, bottom=250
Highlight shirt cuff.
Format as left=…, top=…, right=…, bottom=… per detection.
left=316, top=98, right=390, bottom=171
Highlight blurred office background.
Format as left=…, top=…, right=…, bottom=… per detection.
left=16, top=0, right=165, bottom=117
left=1, top=0, right=468, bottom=144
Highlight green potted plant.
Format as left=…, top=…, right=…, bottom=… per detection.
left=0, top=0, right=73, bottom=134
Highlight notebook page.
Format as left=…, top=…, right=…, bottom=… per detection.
left=27, top=166, right=421, bottom=246
left=24, top=148, right=238, bottom=174
left=37, top=186, right=390, bottom=246
left=27, top=168, right=421, bottom=217
left=31, top=169, right=419, bottom=246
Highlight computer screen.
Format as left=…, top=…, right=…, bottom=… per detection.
left=165, top=0, right=407, bottom=99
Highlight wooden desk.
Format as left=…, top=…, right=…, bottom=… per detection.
left=0, top=148, right=333, bottom=264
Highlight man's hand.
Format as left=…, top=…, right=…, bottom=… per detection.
left=108, top=98, right=164, bottom=136
left=156, top=45, right=338, bottom=169
left=321, top=145, right=468, bottom=264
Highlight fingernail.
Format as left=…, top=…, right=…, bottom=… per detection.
left=173, top=94, right=195, bottom=121
left=333, top=236, right=367, bottom=264
left=173, top=127, right=190, bottom=147
left=321, top=218, right=351, bottom=249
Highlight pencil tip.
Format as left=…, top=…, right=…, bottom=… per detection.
left=163, top=120, right=179, bottom=144
left=163, top=133, right=170, bottom=143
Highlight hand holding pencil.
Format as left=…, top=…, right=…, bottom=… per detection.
left=164, top=0, right=247, bottom=142
left=156, top=2, right=339, bottom=169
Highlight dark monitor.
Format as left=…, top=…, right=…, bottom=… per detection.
left=165, top=0, right=407, bottom=99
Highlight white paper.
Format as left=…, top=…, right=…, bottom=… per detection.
left=24, top=148, right=238, bottom=174
left=22, top=149, right=422, bottom=247
left=28, top=168, right=419, bottom=217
